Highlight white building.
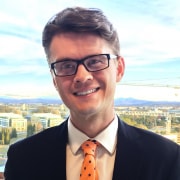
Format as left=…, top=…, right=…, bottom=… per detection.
left=31, top=113, right=64, bottom=129
left=0, top=113, right=27, bottom=132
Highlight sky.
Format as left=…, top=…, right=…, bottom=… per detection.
left=0, top=0, right=180, bottom=101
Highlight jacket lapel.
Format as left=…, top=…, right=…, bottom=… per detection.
left=54, top=120, right=68, bottom=179
left=113, top=118, right=143, bottom=180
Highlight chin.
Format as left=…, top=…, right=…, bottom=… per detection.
left=76, top=106, right=98, bottom=115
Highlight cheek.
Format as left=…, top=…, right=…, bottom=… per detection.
left=106, top=70, right=117, bottom=93
left=54, top=78, right=71, bottom=96
left=98, top=71, right=116, bottom=93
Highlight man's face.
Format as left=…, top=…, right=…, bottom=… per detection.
left=49, top=33, right=124, bottom=117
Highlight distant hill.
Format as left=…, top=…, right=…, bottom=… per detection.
left=0, top=96, right=62, bottom=104
left=114, top=97, right=180, bottom=106
left=0, top=96, right=179, bottom=106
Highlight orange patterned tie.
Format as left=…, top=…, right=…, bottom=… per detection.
left=80, top=139, right=99, bottom=180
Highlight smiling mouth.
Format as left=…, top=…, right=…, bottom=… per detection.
left=74, top=88, right=99, bottom=96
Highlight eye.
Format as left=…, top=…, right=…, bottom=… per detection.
left=56, top=61, right=76, bottom=71
left=88, top=59, right=104, bottom=66
left=61, top=62, right=74, bottom=69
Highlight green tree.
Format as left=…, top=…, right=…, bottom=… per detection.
left=27, top=124, right=35, bottom=137
left=0, top=131, right=1, bottom=139
left=11, top=128, right=17, bottom=138
left=122, top=117, right=137, bottom=126
left=1, top=130, right=5, bottom=145
left=2, top=128, right=10, bottom=144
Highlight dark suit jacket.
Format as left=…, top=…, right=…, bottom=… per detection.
left=4, top=118, right=180, bottom=180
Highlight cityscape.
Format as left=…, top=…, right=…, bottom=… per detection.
left=0, top=0, right=180, bottom=179
left=0, top=97, right=180, bottom=177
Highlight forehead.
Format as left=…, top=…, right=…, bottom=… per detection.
left=49, top=32, right=112, bottom=61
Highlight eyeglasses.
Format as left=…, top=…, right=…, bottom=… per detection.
left=50, top=54, right=117, bottom=77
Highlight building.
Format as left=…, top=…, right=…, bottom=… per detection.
left=0, top=113, right=27, bottom=132
left=31, top=113, right=64, bottom=129
left=115, top=107, right=169, bottom=117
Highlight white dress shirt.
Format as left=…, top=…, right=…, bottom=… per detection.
left=66, top=115, right=118, bottom=180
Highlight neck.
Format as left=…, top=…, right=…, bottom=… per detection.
left=70, top=109, right=115, bottom=138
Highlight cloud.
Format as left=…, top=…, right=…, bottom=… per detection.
left=0, top=0, right=179, bottom=100
left=116, top=85, right=180, bottom=101
left=119, top=16, right=180, bottom=66
left=0, top=64, right=49, bottom=76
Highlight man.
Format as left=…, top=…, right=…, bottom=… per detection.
left=4, top=7, right=180, bottom=180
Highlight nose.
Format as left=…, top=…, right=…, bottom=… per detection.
left=73, top=64, right=93, bottom=83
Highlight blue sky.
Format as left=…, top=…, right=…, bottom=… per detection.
left=0, top=0, right=180, bottom=101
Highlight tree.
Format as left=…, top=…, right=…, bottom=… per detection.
left=1, top=128, right=11, bottom=145
left=0, top=131, right=2, bottom=144
left=27, top=123, right=35, bottom=137
left=122, top=116, right=137, bottom=126
left=51, top=109, right=60, bottom=115
left=11, top=128, right=17, bottom=138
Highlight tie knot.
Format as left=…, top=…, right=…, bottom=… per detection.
left=81, top=139, right=99, bottom=156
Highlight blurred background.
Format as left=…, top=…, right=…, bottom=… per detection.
left=0, top=0, right=180, bottom=102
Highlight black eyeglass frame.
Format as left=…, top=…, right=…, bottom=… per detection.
left=50, top=54, right=118, bottom=77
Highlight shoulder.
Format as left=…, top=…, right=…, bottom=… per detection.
left=8, top=120, right=68, bottom=154
left=118, top=118, right=180, bottom=155
left=5, top=121, right=68, bottom=179
left=117, top=118, right=180, bottom=179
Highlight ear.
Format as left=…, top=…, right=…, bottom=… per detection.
left=116, top=56, right=125, bottom=83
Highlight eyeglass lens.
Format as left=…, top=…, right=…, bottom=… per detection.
left=52, top=54, right=111, bottom=77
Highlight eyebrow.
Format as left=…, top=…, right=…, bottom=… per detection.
left=54, top=54, right=102, bottom=63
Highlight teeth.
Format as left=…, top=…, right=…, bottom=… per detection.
left=76, top=88, right=97, bottom=96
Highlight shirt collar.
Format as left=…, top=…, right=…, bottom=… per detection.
left=68, top=115, right=118, bottom=155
